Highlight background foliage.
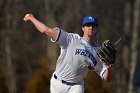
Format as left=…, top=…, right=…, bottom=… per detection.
left=0, top=0, right=140, bottom=93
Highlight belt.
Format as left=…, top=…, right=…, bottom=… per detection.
left=53, top=74, right=76, bottom=86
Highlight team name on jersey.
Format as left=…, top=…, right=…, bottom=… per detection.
left=75, top=49, right=97, bottom=65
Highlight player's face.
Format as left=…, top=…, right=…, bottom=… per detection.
left=82, top=23, right=97, bottom=37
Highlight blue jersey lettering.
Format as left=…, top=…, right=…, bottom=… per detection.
left=75, top=49, right=97, bottom=66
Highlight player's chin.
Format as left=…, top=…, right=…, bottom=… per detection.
left=88, top=34, right=94, bottom=37
left=89, top=33, right=96, bottom=37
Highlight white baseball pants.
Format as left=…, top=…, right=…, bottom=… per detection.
left=50, top=75, right=85, bottom=93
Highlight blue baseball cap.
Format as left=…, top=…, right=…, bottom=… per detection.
left=82, top=16, right=98, bottom=27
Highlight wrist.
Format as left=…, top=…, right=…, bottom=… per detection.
left=107, top=65, right=112, bottom=69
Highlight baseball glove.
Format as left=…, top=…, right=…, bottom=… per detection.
left=97, top=40, right=117, bottom=67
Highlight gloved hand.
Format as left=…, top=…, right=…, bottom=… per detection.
left=97, top=40, right=117, bottom=67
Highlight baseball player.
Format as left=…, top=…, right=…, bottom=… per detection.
left=23, top=14, right=111, bottom=93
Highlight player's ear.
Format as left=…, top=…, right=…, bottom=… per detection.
left=82, top=27, right=84, bottom=32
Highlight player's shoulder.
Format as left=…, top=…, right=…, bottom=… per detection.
left=67, top=33, right=81, bottom=39
left=68, top=33, right=80, bottom=36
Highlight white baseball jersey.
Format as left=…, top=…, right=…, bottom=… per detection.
left=51, top=27, right=107, bottom=83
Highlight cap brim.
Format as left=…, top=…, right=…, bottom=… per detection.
left=82, top=22, right=98, bottom=27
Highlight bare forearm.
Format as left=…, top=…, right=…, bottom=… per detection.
left=23, top=14, right=48, bottom=33
left=24, top=14, right=58, bottom=40
left=104, top=67, right=111, bottom=82
left=30, top=17, right=48, bottom=33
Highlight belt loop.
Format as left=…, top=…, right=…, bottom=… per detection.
left=54, top=74, right=57, bottom=79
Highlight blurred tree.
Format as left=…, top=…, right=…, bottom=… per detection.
left=128, top=0, right=140, bottom=93
left=2, top=0, right=17, bottom=93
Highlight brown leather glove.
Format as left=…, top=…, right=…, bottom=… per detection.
left=97, top=40, right=117, bottom=67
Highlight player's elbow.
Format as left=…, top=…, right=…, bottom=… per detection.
left=41, top=27, right=48, bottom=34
left=103, top=67, right=111, bottom=82
left=103, top=72, right=111, bottom=82
left=104, top=77, right=111, bottom=82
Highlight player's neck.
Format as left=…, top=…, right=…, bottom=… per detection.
left=82, top=36, right=93, bottom=45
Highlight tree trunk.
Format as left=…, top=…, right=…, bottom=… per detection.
left=4, top=34, right=16, bottom=93
left=4, top=0, right=17, bottom=92
left=128, top=0, right=140, bottom=93
left=43, top=0, right=60, bottom=72
left=122, top=1, right=131, bottom=93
